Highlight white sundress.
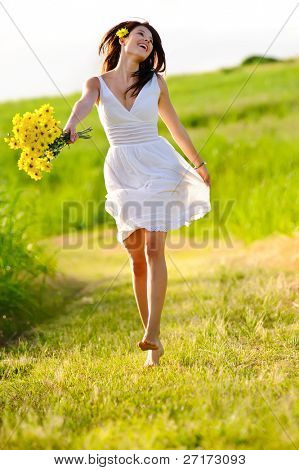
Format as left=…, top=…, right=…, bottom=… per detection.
left=96, top=72, right=211, bottom=246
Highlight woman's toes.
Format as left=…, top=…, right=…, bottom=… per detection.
left=144, top=351, right=155, bottom=367
left=143, top=343, right=164, bottom=366
left=144, top=350, right=154, bottom=367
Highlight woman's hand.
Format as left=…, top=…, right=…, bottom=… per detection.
left=63, top=124, right=78, bottom=144
left=196, top=164, right=211, bottom=187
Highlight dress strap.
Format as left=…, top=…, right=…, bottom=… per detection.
left=98, top=76, right=104, bottom=100
left=153, top=73, right=161, bottom=98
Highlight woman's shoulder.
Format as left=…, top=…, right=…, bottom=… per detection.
left=85, top=75, right=101, bottom=84
left=155, top=73, right=167, bottom=94
left=84, top=76, right=101, bottom=95
left=82, top=76, right=102, bottom=106
left=155, top=72, right=165, bottom=81
left=155, top=73, right=167, bottom=86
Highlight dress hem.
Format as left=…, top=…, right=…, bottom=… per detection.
left=117, top=206, right=211, bottom=245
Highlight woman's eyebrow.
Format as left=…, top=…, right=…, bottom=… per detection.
left=138, top=30, right=153, bottom=41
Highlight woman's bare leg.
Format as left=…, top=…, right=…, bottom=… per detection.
left=145, top=230, right=168, bottom=341
left=123, top=228, right=167, bottom=366
left=139, top=230, right=167, bottom=365
left=123, top=228, right=148, bottom=330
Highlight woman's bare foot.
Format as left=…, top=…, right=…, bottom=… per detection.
left=143, top=338, right=164, bottom=367
left=137, top=334, right=159, bottom=351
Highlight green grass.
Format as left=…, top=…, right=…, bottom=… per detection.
left=0, top=58, right=298, bottom=450
left=0, top=188, right=65, bottom=342
left=0, top=231, right=298, bottom=450
left=0, top=58, right=298, bottom=244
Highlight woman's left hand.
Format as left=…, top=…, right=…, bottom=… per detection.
left=196, top=165, right=211, bottom=187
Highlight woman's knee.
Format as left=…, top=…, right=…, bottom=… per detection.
left=145, top=232, right=167, bottom=260
left=145, top=243, right=165, bottom=261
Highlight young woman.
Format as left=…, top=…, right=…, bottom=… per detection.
left=63, top=20, right=211, bottom=367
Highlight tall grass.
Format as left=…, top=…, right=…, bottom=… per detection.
left=0, top=186, right=73, bottom=343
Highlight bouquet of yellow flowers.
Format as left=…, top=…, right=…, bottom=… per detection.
left=4, top=103, right=92, bottom=181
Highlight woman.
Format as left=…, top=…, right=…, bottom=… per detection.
left=63, top=20, right=211, bottom=367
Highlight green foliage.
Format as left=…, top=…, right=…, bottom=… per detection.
left=0, top=186, right=67, bottom=343
left=241, top=55, right=279, bottom=66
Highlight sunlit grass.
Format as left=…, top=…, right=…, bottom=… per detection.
left=0, top=232, right=298, bottom=449
left=0, top=58, right=298, bottom=450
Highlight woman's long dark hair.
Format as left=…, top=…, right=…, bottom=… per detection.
left=98, top=20, right=166, bottom=99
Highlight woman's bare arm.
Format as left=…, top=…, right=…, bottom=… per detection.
left=63, top=77, right=99, bottom=143
left=157, top=75, right=210, bottom=186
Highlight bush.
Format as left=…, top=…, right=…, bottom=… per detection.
left=241, top=55, right=279, bottom=66
left=0, top=187, right=58, bottom=344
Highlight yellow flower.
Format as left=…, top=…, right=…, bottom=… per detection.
left=22, top=112, right=34, bottom=121
left=18, top=153, right=36, bottom=173
left=44, top=149, right=55, bottom=161
left=36, top=157, right=53, bottom=173
left=39, top=103, right=54, bottom=115
left=115, top=27, right=129, bottom=38
left=5, top=103, right=91, bottom=181
left=6, top=137, right=20, bottom=150
left=12, top=113, right=22, bottom=126
left=28, top=168, right=42, bottom=181
left=17, top=155, right=26, bottom=170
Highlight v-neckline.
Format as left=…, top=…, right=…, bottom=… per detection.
left=99, top=74, right=153, bottom=114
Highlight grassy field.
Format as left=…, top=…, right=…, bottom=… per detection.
left=0, top=58, right=298, bottom=450
left=0, top=58, right=298, bottom=243
left=0, top=230, right=298, bottom=449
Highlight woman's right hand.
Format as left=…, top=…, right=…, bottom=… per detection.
left=63, top=124, right=78, bottom=144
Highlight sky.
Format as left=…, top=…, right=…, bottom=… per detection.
left=0, top=0, right=298, bottom=102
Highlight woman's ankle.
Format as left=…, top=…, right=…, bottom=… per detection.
left=144, top=332, right=159, bottom=342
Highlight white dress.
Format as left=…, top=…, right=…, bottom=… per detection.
left=96, top=72, right=211, bottom=246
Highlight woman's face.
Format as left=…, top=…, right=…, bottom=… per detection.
left=123, top=26, right=153, bottom=60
